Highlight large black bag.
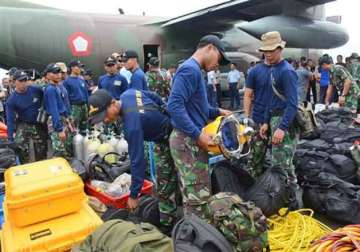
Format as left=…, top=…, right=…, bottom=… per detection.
left=244, top=166, right=290, bottom=217
left=102, top=195, right=160, bottom=228
left=302, top=172, right=360, bottom=224
left=0, top=147, right=17, bottom=182
left=211, top=160, right=254, bottom=197
left=316, top=107, right=354, bottom=126
left=87, top=153, right=130, bottom=182
left=172, top=214, right=233, bottom=252
left=70, top=158, right=89, bottom=181
left=320, top=127, right=360, bottom=144
left=294, top=150, right=357, bottom=184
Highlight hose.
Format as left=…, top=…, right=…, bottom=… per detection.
left=268, top=208, right=333, bottom=252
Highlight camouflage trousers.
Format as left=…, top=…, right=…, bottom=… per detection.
left=270, top=116, right=299, bottom=184
left=70, top=104, right=88, bottom=133
left=14, top=122, right=48, bottom=164
left=169, top=129, right=211, bottom=218
left=47, top=116, right=74, bottom=159
left=248, top=124, right=270, bottom=178
left=153, top=140, right=178, bottom=229
left=344, top=84, right=360, bottom=111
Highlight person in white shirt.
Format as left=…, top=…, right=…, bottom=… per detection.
left=227, top=63, right=241, bottom=109
left=207, top=70, right=217, bottom=107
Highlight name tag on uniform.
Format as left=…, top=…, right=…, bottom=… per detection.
left=114, top=80, right=122, bottom=86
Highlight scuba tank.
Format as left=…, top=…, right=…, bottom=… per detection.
left=115, top=137, right=128, bottom=156
left=97, top=137, right=116, bottom=163
left=73, top=132, right=84, bottom=161
left=84, top=137, right=101, bottom=163
left=108, top=134, right=119, bottom=149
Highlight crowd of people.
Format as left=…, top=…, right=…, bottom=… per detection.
left=0, top=30, right=359, bottom=238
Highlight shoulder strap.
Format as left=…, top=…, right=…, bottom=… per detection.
left=270, top=69, right=286, bottom=102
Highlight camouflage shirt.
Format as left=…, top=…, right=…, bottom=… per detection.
left=146, top=69, right=170, bottom=100
left=349, top=60, right=360, bottom=82
left=329, top=64, right=360, bottom=95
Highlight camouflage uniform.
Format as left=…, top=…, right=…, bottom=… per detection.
left=154, top=140, right=178, bottom=229
left=14, top=122, right=47, bottom=163
left=146, top=70, right=170, bottom=100
left=329, top=64, right=360, bottom=111
left=248, top=124, right=270, bottom=178
left=169, top=129, right=211, bottom=217
left=70, top=104, right=88, bottom=133
left=203, top=192, right=269, bottom=252
left=47, top=116, right=74, bottom=159
left=349, top=59, right=360, bottom=83
left=270, top=116, right=299, bottom=184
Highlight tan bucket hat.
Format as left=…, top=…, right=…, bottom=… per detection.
left=56, top=62, right=68, bottom=73
left=259, top=31, right=286, bottom=52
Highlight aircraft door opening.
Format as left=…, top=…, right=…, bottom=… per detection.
left=143, top=45, right=159, bottom=72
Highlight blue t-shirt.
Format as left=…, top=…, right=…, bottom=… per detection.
left=98, top=74, right=128, bottom=100
left=44, top=84, right=69, bottom=132
left=264, top=60, right=298, bottom=131
left=319, top=67, right=330, bottom=87
left=129, top=67, right=148, bottom=91
left=168, top=58, right=220, bottom=139
left=63, top=76, right=88, bottom=104
left=245, top=63, right=272, bottom=124
left=59, top=83, right=71, bottom=114
left=120, top=89, right=170, bottom=198
left=6, top=86, right=43, bottom=140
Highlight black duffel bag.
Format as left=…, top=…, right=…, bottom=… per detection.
left=0, top=147, right=17, bottom=182
left=302, top=172, right=360, bottom=224
left=294, top=150, right=358, bottom=184
left=320, top=127, right=360, bottom=144
left=86, top=152, right=130, bottom=183
left=244, top=166, right=291, bottom=217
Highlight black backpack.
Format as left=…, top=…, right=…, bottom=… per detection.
left=302, top=172, right=360, bottom=224
left=294, top=150, right=358, bottom=184
left=172, top=214, right=233, bottom=252
left=320, top=127, right=360, bottom=144
left=0, top=147, right=17, bottom=181
left=244, top=166, right=291, bottom=217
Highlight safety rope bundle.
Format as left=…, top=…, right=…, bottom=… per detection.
left=309, top=224, right=360, bottom=252
left=268, top=208, right=333, bottom=252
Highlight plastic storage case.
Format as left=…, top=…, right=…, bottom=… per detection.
left=4, top=158, right=86, bottom=227
left=85, top=179, right=153, bottom=208
left=1, top=203, right=103, bottom=252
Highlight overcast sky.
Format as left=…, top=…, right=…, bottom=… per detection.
left=29, top=0, right=357, bottom=58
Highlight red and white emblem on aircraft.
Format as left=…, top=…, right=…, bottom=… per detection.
left=68, top=32, right=93, bottom=57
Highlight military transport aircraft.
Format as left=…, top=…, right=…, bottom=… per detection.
left=0, top=0, right=348, bottom=75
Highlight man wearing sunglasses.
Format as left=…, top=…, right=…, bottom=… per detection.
left=44, top=63, right=74, bottom=159
left=98, top=56, right=128, bottom=100
left=259, top=32, right=299, bottom=189
left=167, top=35, right=231, bottom=218
left=6, top=70, right=47, bottom=163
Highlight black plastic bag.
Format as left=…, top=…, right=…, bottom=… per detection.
left=70, top=158, right=89, bottom=181
left=244, top=166, right=290, bottom=217
left=302, top=172, right=360, bottom=224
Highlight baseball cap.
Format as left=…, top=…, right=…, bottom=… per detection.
left=43, top=63, right=61, bottom=75
left=69, top=60, right=84, bottom=68
left=198, top=35, right=230, bottom=65
left=25, top=69, right=41, bottom=80
left=104, top=56, right=117, bottom=66
left=350, top=53, right=359, bottom=59
left=88, top=89, right=114, bottom=125
left=148, top=57, right=160, bottom=67
left=259, top=31, right=286, bottom=52
left=319, top=54, right=332, bottom=65
left=122, top=50, right=138, bottom=61
left=13, top=70, right=28, bottom=81
left=84, top=68, right=92, bottom=76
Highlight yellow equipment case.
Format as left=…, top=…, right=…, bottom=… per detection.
left=1, top=203, right=103, bottom=252
left=4, top=158, right=86, bottom=227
